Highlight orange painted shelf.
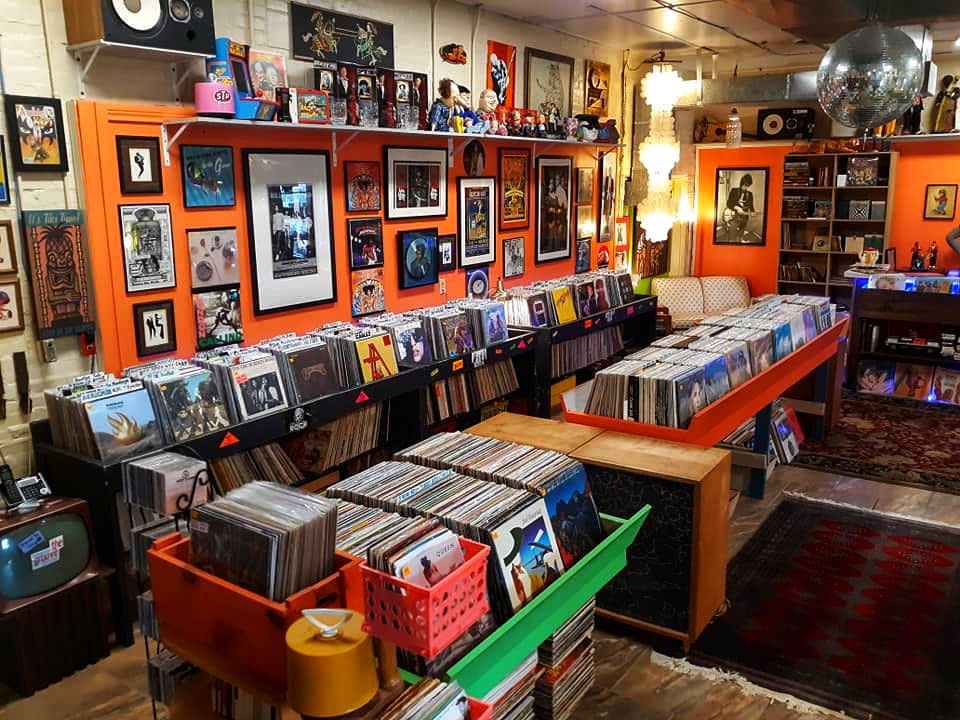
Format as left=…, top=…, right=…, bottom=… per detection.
left=562, top=317, right=849, bottom=447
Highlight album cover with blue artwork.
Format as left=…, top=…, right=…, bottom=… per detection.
left=542, top=463, right=603, bottom=569
left=85, top=387, right=163, bottom=463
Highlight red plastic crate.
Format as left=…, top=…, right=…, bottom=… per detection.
left=468, top=697, right=493, bottom=720
left=360, top=537, right=490, bottom=658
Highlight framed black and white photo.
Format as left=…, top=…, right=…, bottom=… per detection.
left=714, top=167, right=769, bottom=245
left=598, top=152, right=615, bottom=242
left=133, top=299, right=176, bottom=356
left=535, top=156, right=572, bottom=263
left=188, top=227, right=240, bottom=289
left=458, top=176, right=496, bottom=267
left=503, top=236, right=524, bottom=278
left=576, top=167, right=594, bottom=204
left=438, top=234, right=456, bottom=272
left=524, top=48, right=574, bottom=117
left=117, top=136, right=162, bottom=194
left=243, top=149, right=337, bottom=314
left=384, top=146, right=448, bottom=220
left=4, top=95, right=69, bottom=173
left=120, top=204, right=176, bottom=292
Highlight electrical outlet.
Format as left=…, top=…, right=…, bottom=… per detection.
left=439, top=278, right=447, bottom=295
left=40, top=339, right=57, bottom=363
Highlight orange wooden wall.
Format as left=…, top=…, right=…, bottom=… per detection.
left=76, top=101, right=606, bottom=373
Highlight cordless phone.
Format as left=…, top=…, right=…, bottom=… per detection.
left=0, top=470, right=51, bottom=509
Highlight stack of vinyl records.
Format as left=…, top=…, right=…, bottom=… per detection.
left=481, top=653, right=540, bottom=720
left=534, top=599, right=596, bottom=720
left=131, top=516, right=182, bottom=577
left=314, top=324, right=400, bottom=387
left=685, top=337, right=754, bottom=388
left=395, top=432, right=604, bottom=568
left=326, top=461, right=564, bottom=622
left=208, top=442, right=303, bottom=494
left=259, top=334, right=339, bottom=403
left=503, top=270, right=635, bottom=328
left=280, top=403, right=385, bottom=475
left=138, top=591, right=159, bottom=641
left=417, top=306, right=478, bottom=359
left=714, top=327, right=775, bottom=374
left=651, top=334, right=697, bottom=349
left=210, top=677, right=279, bottom=720
left=122, top=451, right=209, bottom=514
left=190, top=482, right=338, bottom=601
left=472, top=360, right=520, bottom=406
left=361, top=313, right=436, bottom=366
left=584, top=360, right=706, bottom=428
left=377, top=678, right=471, bottom=720
left=366, top=517, right=466, bottom=588
left=428, top=373, right=472, bottom=423
left=148, top=649, right=195, bottom=704
left=551, top=326, right=624, bottom=378
left=194, top=347, right=290, bottom=422
left=454, top=299, right=511, bottom=347
left=681, top=323, right=726, bottom=338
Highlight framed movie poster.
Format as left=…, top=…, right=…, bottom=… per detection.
left=188, top=227, right=240, bottom=289
left=193, top=286, right=243, bottom=350
left=21, top=209, right=93, bottom=338
left=535, top=157, right=572, bottom=263
left=290, top=2, right=395, bottom=68
left=181, top=145, right=236, bottom=208
left=498, top=147, right=529, bottom=231
left=351, top=268, right=386, bottom=317
left=120, top=204, right=176, bottom=292
left=576, top=167, right=594, bottom=205
left=466, top=266, right=490, bottom=300
left=924, top=184, right=957, bottom=220
left=348, top=217, right=384, bottom=269
left=398, top=228, right=439, bottom=289
left=3, top=95, right=69, bottom=173
left=0, top=279, right=24, bottom=333
left=133, top=299, right=176, bottom=356
left=524, top=48, right=573, bottom=117
left=0, top=137, right=11, bottom=204
left=713, top=167, right=769, bottom=245
left=243, top=150, right=337, bottom=314
left=384, top=146, right=448, bottom=220
left=458, top=177, right=496, bottom=268
left=438, top=234, right=456, bottom=272
left=503, top=236, right=524, bottom=278
left=0, top=221, right=17, bottom=273
left=116, top=136, right=162, bottom=194
left=487, top=40, right=517, bottom=108
left=598, top=153, right=616, bottom=242
left=584, top=60, right=611, bottom=116
left=344, top=161, right=382, bottom=212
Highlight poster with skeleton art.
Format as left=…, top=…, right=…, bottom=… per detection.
left=290, top=2, right=395, bottom=68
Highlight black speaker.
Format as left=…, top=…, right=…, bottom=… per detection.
left=758, top=107, right=815, bottom=140
left=64, top=0, right=216, bottom=56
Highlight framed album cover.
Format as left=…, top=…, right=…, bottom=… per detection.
left=384, top=146, right=447, bottom=220
left=188, top=227, right=240, bottom=289
left=243, top=149, right=337, bottom=314
left=584, top=60, right=611, bottom=116
left=535, top=156, right=572, bottom=263
left=438, top=234, right=456, bottom=272
left=248, top=50, right=288, bottom=99
left=350, top=268, right=386, bottom=317
left=133, top=299, right=176, bottom=356
left=0, top=220, right=17, bottom=273
left=458, top=176, right=496, bottom=268
left=4, top=95, right=69, bottom=173
left=398, top=228, right=439, bottom=289
left=344, top=161, right=382, bottom=212
left=181, top=145, right=236, bottom=208
left=524, top=48, right=573, bottom=117
left=116, top=136, right=162, bottom=194
left=348, top=217, right=384, bottom=269
left=0, top=137, right=10, bottom=204
left=0, top=279, right=24, bottom=333
left=576, top=205, right=594, bottom=241
left=193, top=286, right=243, bottom=349
left=576, top=166, right=594, bottom=205
left=120, top=204, right=176, bottom=292
left=713, top=167, right=769, bottom=245
left=503, top=236, right=524, bottom=278
left=498, top=147, right=529, bottom=231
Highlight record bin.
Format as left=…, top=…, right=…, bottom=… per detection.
left=148, top=533, right=363, bottom=704
left=467, top=697, right=493, bottom=720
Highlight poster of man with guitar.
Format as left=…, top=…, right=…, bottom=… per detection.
left=714, top=168, right=767, bottom=245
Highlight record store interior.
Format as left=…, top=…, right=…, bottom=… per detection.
left=3, top=1, right=960, bottom=719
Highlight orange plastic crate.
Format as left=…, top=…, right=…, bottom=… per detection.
left=148, top=534, right=363, bottom=704
left=360, top=537, right=490, bottom=658
left=468, top=697, right=493, bottom=720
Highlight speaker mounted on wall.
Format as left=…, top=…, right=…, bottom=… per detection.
left=757, top=107, right=816, bottom=141
left=63, top=0, right=216, bottom=56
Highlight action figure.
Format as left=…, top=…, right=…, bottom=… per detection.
left=901, top=95, right=923, bottom=135
left=428, top=78, right=457, bottom=131
left=928, top=240, right=939, bottom=270
left=910, top=241, right=925, bottom=270
left=536, top=112, right=547, bottom=138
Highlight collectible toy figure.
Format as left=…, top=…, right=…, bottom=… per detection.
left=545, top=104, right=561, bottom=137
left=521, top=110, right=537, bottom=137
left=597, top=119, right=619, bottom=144
left=910, top=241, right=924, bottom=270
left=577, top=121, right=598, bottom=142
left=536, top=112, right=547, bottom=138
left=476, top=89, right=499, bottom=125
left=928, top=240, right=939, bottom=270
left=564, top=117, right=579, bottom=140
left=507, top=109, right=523, bottom=136
left=428, top=78, right=457, bottom=131
left=488, top=118, right=506, bottom=136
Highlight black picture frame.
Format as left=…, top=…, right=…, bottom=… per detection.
left=289, top=1, right=395, bottom=68
left=535, top=156, right=573, bottom=264
left=181, top=145, right=236, bottom=208
left=398, top=227, right=439, bottom=289
left=0, top=137, right=10, bottom=204
left=438, top=234, right=457, bottom=272
left=347, top=216, right=384, bottom=269
left=524, top=47, right=574, bottom=117
left=713, top=167, right=769, bottom=246
left=4, top=95, right=69, bottom=173
left=116, top=136, right=163, bottom=194
left=384, top=145, right=448, bottom=220
left=457, top=176, right=496, bottom=268
left=503, top=236, right=524, bottom=278
left=133, top=299, right=177, bottom=356
left=576, top=166, right=594, bottom=205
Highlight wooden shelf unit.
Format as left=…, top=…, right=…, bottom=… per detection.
left=778, top=152, right=898, bottom=305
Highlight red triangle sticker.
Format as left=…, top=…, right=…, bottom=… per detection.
left=219, top=432, right=240, bottom=448
left=518, top=339, right=526, bottom=349
left=355, top=390, right=370, bottom=404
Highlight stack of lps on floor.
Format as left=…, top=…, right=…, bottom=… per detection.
left=534, top=599, right=596, bottom=719
left=480, top=652, right=539, bottom=720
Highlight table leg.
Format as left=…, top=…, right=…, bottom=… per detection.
left=811, top=360, right=829, bottom=441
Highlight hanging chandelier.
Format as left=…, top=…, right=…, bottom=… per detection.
left=639, top=53, right=683, bottom=242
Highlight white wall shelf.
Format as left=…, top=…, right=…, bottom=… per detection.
left=69, top=40, right=207, bottom=100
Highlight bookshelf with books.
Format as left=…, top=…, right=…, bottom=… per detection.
left=778, top=152, right=898, bottom=306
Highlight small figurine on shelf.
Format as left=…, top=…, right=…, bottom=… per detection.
left=598, top=119, right=619, bottom=144
left=910, top=241, right=925, bottom=270
left=544, top=103, right=561, bottom=137
left=476, top=89, right=499, bottom=130
left=577, top=121, right=598, bottom=142
left=536, top=112, right=548, bottom=138
left=564, top=116, right=579, bottom=140
left=428, top=78, right=457, bottom=131
left=521, top=110, right=537, bottom=137
left=488, top=117, right=506, bottom=136
left=453, top=85, right=480, bottom=130
left=927, top=240, right=939, bottom=270
left=507, top=109, right=523, bottom=136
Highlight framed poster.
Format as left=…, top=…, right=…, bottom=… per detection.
left=713, top=167, right=769, bottom=245
left=498, top=147, right=529, bottom=231
left=133, top=299, right=176, bottom=356
left=384, top=146, right=447, bottom=219
left=398, top=228, right=439, bottom=289
left=0, top=279, right=23, bottom=333
left=524, top=48, right=573, bottom=117
left=120, top=204, right=176, bottom=292
left=458, top=177, right=496, bottom=268
left=187, top=227, right=240, bottom=289
left=193, top=286, right=243, bottom=349
left=116, top=136, right=162, bottom=194
left=3, top=95, right=69, bottom=172
left=181, top=145, right=236, bottom=208
left=21, top=209, right=92, bottom=338
left=503, top=236, right=524, bottom=278
left=576, top=167, right=594, bottom=204
left=243, top=149, right=337, bottom=314
left=290, top=2, right=395, bottom=68
left=584, top=60, right=611, bottom=116
left=0, top=220, right=17, bottom=273
left=438, top=234, right=456, bottom=272
left=598, top=153, right=616, bottom=242
left=0, top=137, right=11, bottom=204
left=535, top=156, right=572, bottom=263
left=487, top=40, right=517, bottom=108
left=351, top=268, right=386, bottom=317
left=924, top=184, right=957, bottom=220
left=348, top=217, right=384, bottom=269
left=344, top=161, right=382, bottom=212
left=615, top=216, right=630, bottom=271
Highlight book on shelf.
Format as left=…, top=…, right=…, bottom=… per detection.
left=783, top=196, right=809, bottom=219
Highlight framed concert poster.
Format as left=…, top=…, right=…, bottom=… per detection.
left=133, top=299, right=176, bottom=357
left=524, top=48, right=573, bottom=117
left=384, top=146, right=447, bottom=220
left=4, top=95, right=69, bottom=173
left=243, top=149, right=337, bottom=314
left=598, top=152, right=616, bottom=242
left=344, top=161, right=382, bottom=212
left=498, top=147, right=529, bottom=231
left=116, top=136, right=163, bottom=194
left=0, top=279, right=24, bottom=333
left=458, top=177, right=496, bottom=268
left=181, top=145, right=236, bottom=208
left=535, top=156, right=572, bottom=263
left=119, top=204, right=176, bottom=292
left=713, top=167, right=768, bottom=245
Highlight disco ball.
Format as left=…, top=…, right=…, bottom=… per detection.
left=816, top=24, right=923, bottom=129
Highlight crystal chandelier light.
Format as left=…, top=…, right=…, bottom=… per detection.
left=639, top=56, right=683, bottom=242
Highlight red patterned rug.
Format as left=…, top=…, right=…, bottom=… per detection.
left=792, top=392, right=960, bottom=495
left=691, top=497, right=960, bottom=720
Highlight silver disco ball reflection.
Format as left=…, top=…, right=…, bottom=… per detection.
left=816, top=24, right=923, bottom=129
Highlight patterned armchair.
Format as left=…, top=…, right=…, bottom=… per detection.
left=652, top=276, right=751, bottom=330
